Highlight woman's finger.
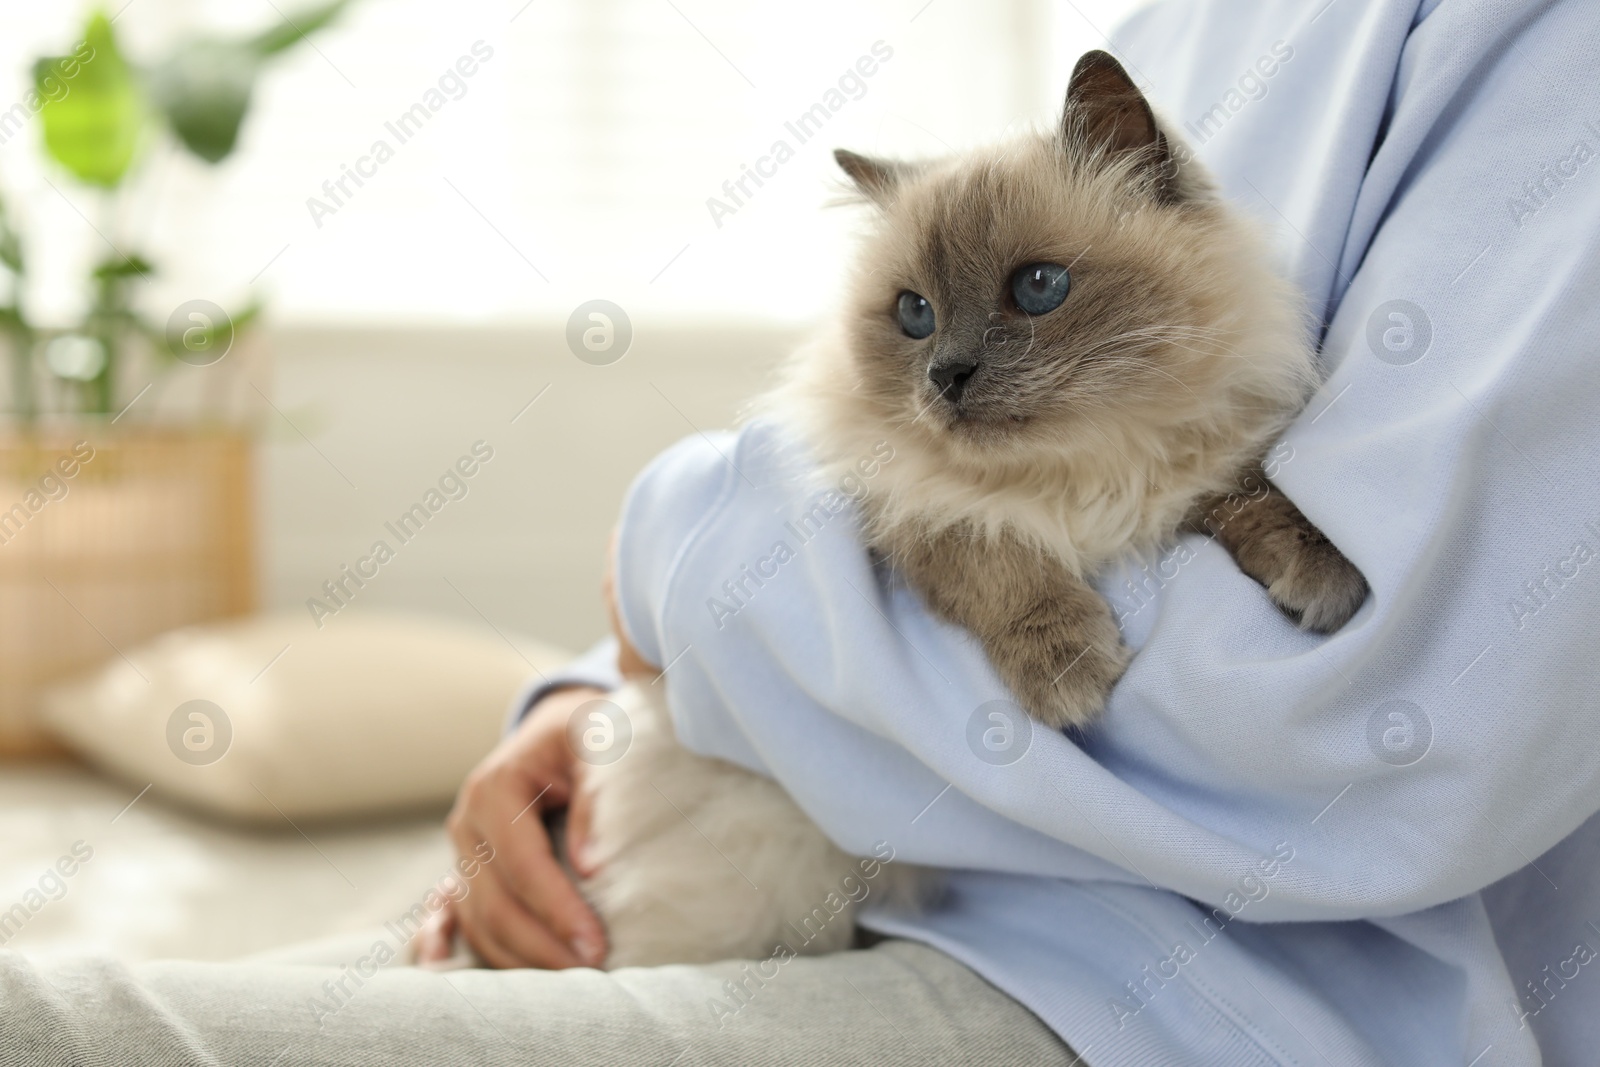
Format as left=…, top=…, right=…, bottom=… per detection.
left=448, top=780, right=606, bottom=968
left=413, top=899, right=456, bottom=963
left=454, top=858, right=586, bottom=969
left=491, top=818, right=607, bottom=966
left=565, top=771, right=599, bottom=879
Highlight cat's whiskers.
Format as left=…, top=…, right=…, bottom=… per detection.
left=905, top=392, right=946, bottom=433
left=1082, top=349, right=1202, bottom=382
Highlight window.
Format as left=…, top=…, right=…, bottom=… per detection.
left=0, top=0, right=1142, bottom=327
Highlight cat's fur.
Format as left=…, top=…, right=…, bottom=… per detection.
left=574, top=53, right=1367, bottom=967
left=577, top=682, right=925, bottom=969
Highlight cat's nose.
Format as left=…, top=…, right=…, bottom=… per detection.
left=928, top=359, right=977, bottom=403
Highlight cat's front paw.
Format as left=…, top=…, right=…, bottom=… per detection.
left=1266, top=529, right=1368, bottom=634
left=989, top=613, right=1130, bottom=729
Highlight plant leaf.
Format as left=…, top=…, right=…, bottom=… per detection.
left=249, top=0, right=352, bottom=57
left=91, top=252, right=154, bottom=279
left=0, top=203, right=22, bottom=276
left=0, top=230, right=20, bottom=275
left=147, top=42, right=259, bottom=163
left=149, top=0, right=351, bottom=165
left=35, top=12, right=144, bottom=188
left=229, top=300, right=264, bottom=334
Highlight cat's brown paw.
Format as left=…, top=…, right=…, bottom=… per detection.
left=1192, top=479, right=1369, bottom=635
left=1265, top=530, right=1368, bottom=634
left=990, top=610, right=1130, bottom=729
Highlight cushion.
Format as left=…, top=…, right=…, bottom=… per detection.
left=38, top=611, right=572, bottom=824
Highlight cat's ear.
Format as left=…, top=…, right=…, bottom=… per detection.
left=834, top=148, right=916, bottom=205
left=1062, top=50, right=1176, bottom=198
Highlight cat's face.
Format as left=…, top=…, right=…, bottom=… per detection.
left=835, top=53, right=1248, bottom=462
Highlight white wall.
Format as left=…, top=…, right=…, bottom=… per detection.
left=258, top=323, right=796, bottom=652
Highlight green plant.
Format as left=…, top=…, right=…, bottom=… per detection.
left=1, top=2, right=350, bottom=421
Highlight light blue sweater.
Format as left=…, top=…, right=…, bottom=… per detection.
left=524, top=1, right=1600, bottom=1062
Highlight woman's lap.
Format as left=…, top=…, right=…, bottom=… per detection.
left=0, top=939, right=1074, bottom=1066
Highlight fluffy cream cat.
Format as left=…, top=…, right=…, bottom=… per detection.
left=576, top=52, right=1366, bottom=968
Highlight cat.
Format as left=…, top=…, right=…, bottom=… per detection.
left=574, top=51, right=1368, bottom=968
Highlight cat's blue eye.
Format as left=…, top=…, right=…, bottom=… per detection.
left=1011, top=263, right=1072, bottom=315
left=897, top=291, right=936, bottom=339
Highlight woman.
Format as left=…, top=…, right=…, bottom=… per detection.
left=6, top=1, right=1598, bottom=1063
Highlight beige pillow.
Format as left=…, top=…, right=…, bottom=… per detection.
left=40, top=611, right=572, bottom=824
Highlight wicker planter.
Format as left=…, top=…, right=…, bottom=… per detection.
left=0, top=429, right=254, bottom=756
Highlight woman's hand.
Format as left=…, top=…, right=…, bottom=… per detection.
left=416, top=685, right=609, bottom=969
left=419, top=528, right=658, bottom=969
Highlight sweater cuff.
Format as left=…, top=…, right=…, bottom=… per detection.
left=502, top=637, right=622, bottom=732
